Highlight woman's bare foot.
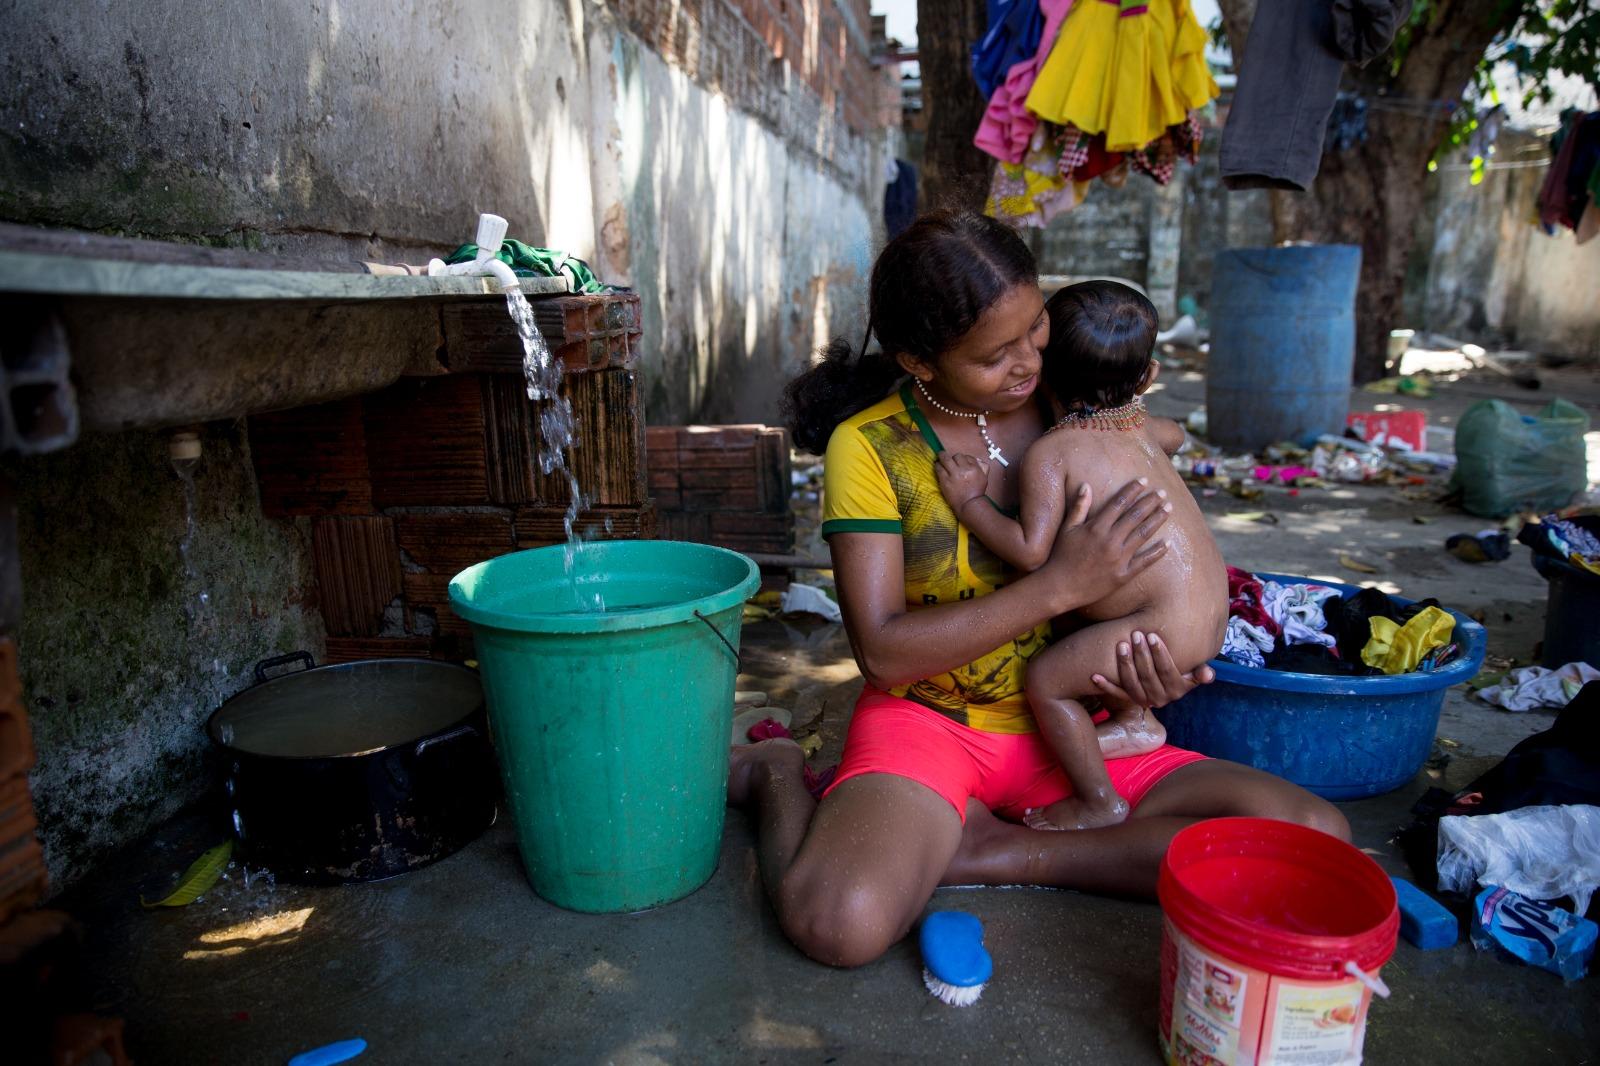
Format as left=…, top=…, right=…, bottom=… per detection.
left=942, top=800, right=1022, bottom=886
left=1023, top=794, right=1130, bottom=832
left=726, top=739, right=805, bottom=807
left=1096, top=708, right=1167, bottom=759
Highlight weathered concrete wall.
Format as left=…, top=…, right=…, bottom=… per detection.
left=603, top=34, right=875, bottom=423
left=1418, top=133, right=1600, bottom=359
left=1, top=0, right=884, bottom=888
left=4, top=425, right=323, bottom=889
left=0, top=0, right=885, bottom=422
left=1029, top=125, right=1273, bottom=321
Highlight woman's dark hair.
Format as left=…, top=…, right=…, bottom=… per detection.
left=782, top=210, right=1037, bottom=454
left=1041, top=280, right=1158, bottom=410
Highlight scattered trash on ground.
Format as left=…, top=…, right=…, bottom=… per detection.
left=1470, top=885, right=1597, bottom=981
left=1446, top=531, right=1512, bottom=563
left=287, top=1038, right=368, bottom=1066
left=780, top=582, right=842, bottom=623
left=1449, top=398, right=1590, bottom=518
left=1439, top=804, right=1600, bottom=915
left=1476, top=663, right=1600, bottom=711
left=1172, top=414, right=1456, bottom=504
left=141, top=841, right=232, bottom=909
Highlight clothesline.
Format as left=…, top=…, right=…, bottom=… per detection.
left=1435, top=158, right=1550, bottom=172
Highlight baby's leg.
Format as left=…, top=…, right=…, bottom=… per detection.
left=1022, top=623, right=1151, bottom=831
left=1096, top=607, right=1221, bottom=758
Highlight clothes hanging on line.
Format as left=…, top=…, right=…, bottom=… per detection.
left=1538, top=110, right=1600, bottom=232
left=1024, top=0, right=1216, bottom=154
left=985, top=124, right=1098, bottom=227
left=1128, top=116, right=1203, bottom=185
left=974, top=0, right=1077, bottom=165
left=1220, top=0, right=1410, bottom=190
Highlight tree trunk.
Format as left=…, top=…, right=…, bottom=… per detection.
left=1215, top=0, right=1257, bottom=69
left=917, top=0, right=993, bottom=212
left=1217, top=0, right=1519, bottom=383
left=1288, top=128, right=1431, bottom=383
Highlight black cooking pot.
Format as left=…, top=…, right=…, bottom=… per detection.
left=207, top=652, right=497, bottom=884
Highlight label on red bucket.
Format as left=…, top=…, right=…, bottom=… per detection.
left=1160, top=919, right=1373, bottom=1065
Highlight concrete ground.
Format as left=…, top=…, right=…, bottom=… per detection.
left=56, top=363, right=1600, bottom=1064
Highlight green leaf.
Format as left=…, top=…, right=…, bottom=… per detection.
left=141, top=841, right=233, bottom=908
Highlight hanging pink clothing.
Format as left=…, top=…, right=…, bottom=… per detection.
left=975, top=0, right=1075, bottom=164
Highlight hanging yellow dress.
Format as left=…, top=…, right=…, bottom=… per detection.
left=1027, top=0, right=1218, bottom=153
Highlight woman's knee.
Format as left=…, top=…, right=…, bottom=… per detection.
left=1214, top=767, right=1352, bottom=843
left=776, top=869, right=916, bottom=969
left=1258, top=787, right=1350, bottom=842
left=1298, top=795, right=1352, bottom=842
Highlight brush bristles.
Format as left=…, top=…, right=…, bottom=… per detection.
left=923, top=968, right=985, bottom=1007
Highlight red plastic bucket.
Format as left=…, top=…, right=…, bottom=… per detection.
left=1157, top=818, right=1398, bottom=1065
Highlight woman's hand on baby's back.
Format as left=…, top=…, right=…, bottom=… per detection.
left=1041, top=478, right=1172, bottom=613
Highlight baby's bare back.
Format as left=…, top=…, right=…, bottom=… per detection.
left=1044, top=423, right=1226, bottom=670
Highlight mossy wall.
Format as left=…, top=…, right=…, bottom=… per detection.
left=6, top=423, right=322, bottom=890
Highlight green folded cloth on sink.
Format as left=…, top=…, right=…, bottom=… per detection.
left=445, top=239, right=606, bottom=293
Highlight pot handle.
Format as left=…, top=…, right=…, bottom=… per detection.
left=416, top=723, right=478, bottom=757
left=254, top=650, right=315, bottom=684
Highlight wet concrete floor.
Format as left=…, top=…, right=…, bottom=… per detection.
left=59, top=364, right=1600, bottom=1063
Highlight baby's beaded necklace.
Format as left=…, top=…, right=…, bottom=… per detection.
left=1053, top=397, right=1147, bottom=432
left=914, top=378, right=1010, bottom=467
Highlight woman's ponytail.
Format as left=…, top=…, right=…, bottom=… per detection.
left=782, top=333, right=905, bottom=455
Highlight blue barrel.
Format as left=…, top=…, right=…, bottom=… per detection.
left=1154, top=573, right=1486, bottom=800
left=1207, top=245, right=1362, bottom=450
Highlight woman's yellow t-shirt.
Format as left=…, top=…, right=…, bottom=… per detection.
left=820, top=384, right=1048, bottom=734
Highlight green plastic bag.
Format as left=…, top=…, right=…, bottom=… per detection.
left=1449, top=398, right=1590, bottom=517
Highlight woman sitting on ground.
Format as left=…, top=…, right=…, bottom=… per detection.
left=727, top=210, right=1347, bottom=968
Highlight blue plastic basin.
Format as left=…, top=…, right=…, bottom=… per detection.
left=1153, top=573, right=1487, bottom=800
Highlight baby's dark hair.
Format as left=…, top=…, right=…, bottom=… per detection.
left=782, top=210, right=1037, bottom=454
left=1042, top=280, right=1159, bottom=410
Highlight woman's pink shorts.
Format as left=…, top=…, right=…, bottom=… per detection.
left=823, top=686, right=1209, bottom=823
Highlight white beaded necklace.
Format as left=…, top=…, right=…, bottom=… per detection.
left=914, top=378, right=1009, bottom=467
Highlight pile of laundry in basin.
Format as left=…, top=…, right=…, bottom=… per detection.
left=1222, top=568, right=1458, bottom=675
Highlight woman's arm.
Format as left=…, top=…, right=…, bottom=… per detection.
left=832, top=479, right=1172, bottom=689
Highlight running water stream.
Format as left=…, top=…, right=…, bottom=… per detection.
left=505, top=288, right=604, bottom=610
left=173, top=451, right=230, bottom=719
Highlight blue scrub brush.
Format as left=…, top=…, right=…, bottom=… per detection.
left=920, top=910, right=993, bottom=1006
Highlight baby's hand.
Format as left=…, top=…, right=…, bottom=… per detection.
left=935, top=452, right=991, bottom=510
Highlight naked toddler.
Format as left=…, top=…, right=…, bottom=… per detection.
left=935, top=281, right=1226, bottom=831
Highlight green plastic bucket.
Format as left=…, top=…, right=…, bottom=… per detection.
left=448, top=540, right=759, bottom=912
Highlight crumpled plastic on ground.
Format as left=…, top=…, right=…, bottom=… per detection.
left=1470, top=884, right=1598, bottom=981
left=1438, top=804, right=1600, bottom=914
left=1478, top=663, right=1600, bottom=712
left=780, top=582, right=842, bottom=623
